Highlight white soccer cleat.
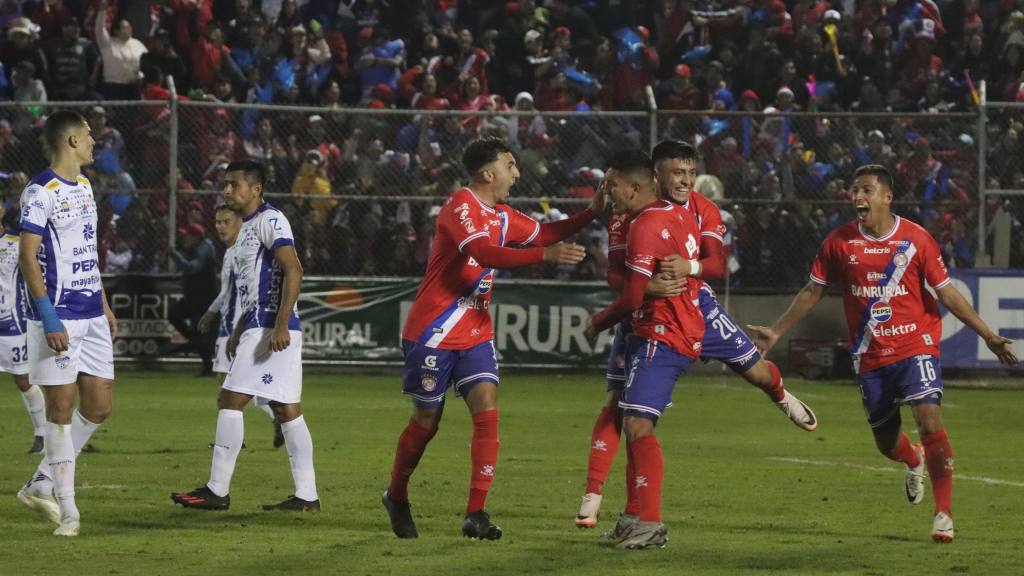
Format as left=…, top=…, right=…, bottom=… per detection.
left=575, top=492, right=602, bottom=528
left=931, top=511, right=954, bottom=543
left=53, top=519, right=80, bottom=537
left=775, top=390, right=818, bottom=431
left=17, top=474, right=61, bottom=526
left=905, top=443, right=926, bottom=505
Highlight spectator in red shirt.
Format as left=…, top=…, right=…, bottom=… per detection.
left=191, top=21, right=243, bottom=91
left=658, top=63, right=704, bottom=111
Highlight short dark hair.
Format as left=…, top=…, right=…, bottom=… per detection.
left=651, top=139, right=697, bottom=165
left=214, top=203, right=236, bottom=214
left=462, top=137, right=513, bottom=175
left=43, top=110, right=87, bottom=155
left=226, top=159, right=267, bottom=187
left=606, top=148, right=653, bottom=179
left=853, top=164, right=894, bottom=190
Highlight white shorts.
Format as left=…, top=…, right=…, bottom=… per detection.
left=0, top=333, right=29, bottom=375
left=222, top=328, right=303, bottom=404
left=213, top=336, right=230, bottom=374
left=27, top=317, right=115, bottom=385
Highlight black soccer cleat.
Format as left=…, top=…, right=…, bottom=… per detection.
left=382, top=490, right=418, bottom=538
left=261, top=495, right=321, bottom=512
left=273, top=421, right=285, bottom=449
left=28, top=435, right=44, bottom=454
left=171, top=486, right=230, bottom=510
left=462, top=510, right=502, bottom=540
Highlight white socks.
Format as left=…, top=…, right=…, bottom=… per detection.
left=207, top=410, right=244, bottom=497
left=281, top=416, right=318, bottom=501
left=20, top=385, right=47, bottom=437
left=34, top=410, right=101, bottom=483
left=44, top=422, right=79, bottom=522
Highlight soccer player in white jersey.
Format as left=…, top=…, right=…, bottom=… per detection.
left=15, top=110, right=118, bottom=537
left=0, top=202, right=45, bottom=454
left=198, top=204, right=282, bottom=447
left=171, top=159, right=319, bottom=512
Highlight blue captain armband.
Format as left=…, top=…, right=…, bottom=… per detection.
left=33, top=296, right=64, bottom=334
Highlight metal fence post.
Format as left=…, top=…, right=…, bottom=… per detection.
left=976, top=81, right=987, bottom=267
left=168, top=77, right=179, bottom=271
left=645, top=85, right=658, bottom=152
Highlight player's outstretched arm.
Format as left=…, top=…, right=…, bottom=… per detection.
left=462, top=237, right=585, bottom=269
left=747, top=280, right=827, bottom=355
left=936, top=283, right=1020, bottom=366
left=586, top=270, right=649, bottom=341
left=19, top=232, right=70, bottom=352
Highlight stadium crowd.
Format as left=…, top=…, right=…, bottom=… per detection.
left=0, top=0, right=1022, bottom=287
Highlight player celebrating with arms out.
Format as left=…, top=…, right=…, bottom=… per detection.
left=583, top=148, right=705, bottom=549
left=16, top=110, right=118, bottom=537
left=383, top=136, right=599, bottom=540
left=0, top=202, right=46, bottom=454
left=197, top=204, right=282, bottom=447
left=172, top=160, right=320, bottom=512
left=748, top=164, right=1019, bottom=542
left=575, top=140, right=817, bottom=530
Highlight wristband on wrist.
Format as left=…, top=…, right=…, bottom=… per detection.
left=688, top=260, right=702, bottom=277
left=33, top=296, right=64, bottom=334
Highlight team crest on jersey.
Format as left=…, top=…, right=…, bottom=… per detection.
left=55, top=355, right=70, bottom=369
left=848, top=254, right=857, bottom=264
left=660, top=228, right=671, bottom=240
left=894, top=252, right=909, bottom=268
left=421, top=375, right=437, bottom=392
left=870, top=301, right=893, bottom=323
left=685, top=234, right=698, bottom=258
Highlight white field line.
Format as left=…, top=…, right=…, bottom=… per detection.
left=78, top=484, right=128, bottom=490
left=766, top=457, right=1024, bottom=488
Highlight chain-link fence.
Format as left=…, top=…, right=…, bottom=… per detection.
left=0, top=101, right=172, bottom=274
left=979, top=98, right=1024, bottom=269
left=0, top=100, right=1003, bottom=290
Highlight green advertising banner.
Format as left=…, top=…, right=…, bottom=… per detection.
left=105, top=275, right=618, bottom=367
left=298, top=277, right=618, bottom=367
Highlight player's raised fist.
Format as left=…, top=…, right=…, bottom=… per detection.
left=543, top=242, right=586, bottom=264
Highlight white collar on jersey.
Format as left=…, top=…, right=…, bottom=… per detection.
left=858, top=215, right=901, bottom=242
left=463, top=187, right=497, bottom=214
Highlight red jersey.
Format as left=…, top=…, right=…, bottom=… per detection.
left=623, top=200, right=705, bottom=358
left=402, top=188, right=540, bottom=349
left=810, top=216, right=952, bottom=373
left=679, top=191, right=727, bottom=292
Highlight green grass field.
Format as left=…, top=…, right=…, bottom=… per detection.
left=1, top=369, right=1022, bottom=575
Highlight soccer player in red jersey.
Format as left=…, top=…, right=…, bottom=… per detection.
left=383, top=137, right=602, bottom=540
left=583, top=148, right=705, bottom=549
left=749, top=164, right=1019, bottom=543
left=575, top=141, right=817, bottom=530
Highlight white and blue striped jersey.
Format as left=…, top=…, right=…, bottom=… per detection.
left=19, top=168, right=103, bottom=320
left=232, top=203, right=300, bottom=331
left=0, top=231, right=27, bottom=336
left=207, top=244, right=241, bottom=338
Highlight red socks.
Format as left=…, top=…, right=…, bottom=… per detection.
left=624, top=441, right=640, bottom=516
left=387, top=419, right=436, bottom=501
left=585, top=406, right=623, bottom=494
left=761, top=360, right=786, bottom=403
left=628, top=435, right=664, bottom=523
left=922, top=429, right=954, bottom=515
left=467, top=409, right=500, bottom=514
left=887, top=432, right=922, bottom=468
